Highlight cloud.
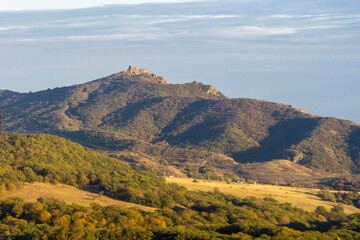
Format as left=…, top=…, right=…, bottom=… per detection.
left=0, top=27, right=11, bottom=31
left=222, top=26, right=297, bottom=37
left=0, top=0, right=210, bottom=11
left=271, top=14, right=325, bottom=19
left=0, top=25, right=32, bottom=31
left=0, top=1, right=16, bottom=11
left=144, top=14, right=239, bottom=24
left=271, top=14, right=295, bottom=19
left=299, top=25, right=341, bottom=31
left=65, top=33, right=161, bottom=41
left=2, top=32, right=168, bottom=43
left=0, top=3, right=356, bottom=44
left=221, top=24, right=342, bottom=39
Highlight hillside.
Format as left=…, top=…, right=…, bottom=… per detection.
left=1, top=66, right=360, bottom=181
left=0, top=134, right=359, bottom=239
left=0, top=182, right=156, bottom=211
left=0, top=132, right=360, bottom=239
left=0, top=133, right=176, bottom=208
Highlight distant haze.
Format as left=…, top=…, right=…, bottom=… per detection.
left=0, top=0, right=204, bottom=11
left=0, top=0, right=359, bottom=123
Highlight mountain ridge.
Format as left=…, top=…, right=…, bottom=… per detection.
left=1, top=66, right=359, bottom=182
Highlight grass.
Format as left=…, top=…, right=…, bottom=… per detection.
left=166, top=177, right=360, bottom=215
left=237, top=160, right=336, bottom=187
left=0, top=182, right=156, bottom=212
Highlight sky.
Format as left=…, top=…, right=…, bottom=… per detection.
left=0, top=0, right=360, bottom=123
left=0, top=0, right=204, bottom=10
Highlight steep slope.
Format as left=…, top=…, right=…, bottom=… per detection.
left=1, top=66, right=360, bottom=176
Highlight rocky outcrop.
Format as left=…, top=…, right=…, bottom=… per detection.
left=188, top=81, right=222, bottom=96
left=207, top=86, right=221, bottom=96
left=122, top=66, right=168, bottom=84
left=126, top=66, right=150, bottom=75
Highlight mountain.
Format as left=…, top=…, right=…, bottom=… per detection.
left=1, top=66, right=360, bottom=183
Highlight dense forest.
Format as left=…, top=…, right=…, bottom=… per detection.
left=0, top=134, right=173, bottom=208
left=0, top=189, right=360, bottom=239
left=318, top=188, right=360, bottom=209
left=0, top=133, right=360, bottom=239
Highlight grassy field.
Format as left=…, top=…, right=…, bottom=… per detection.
left=167, top=177, right=360, bottom=214
left=237, top=160, right=339, bottom=187
left=0, top=182, right=156, bottom=212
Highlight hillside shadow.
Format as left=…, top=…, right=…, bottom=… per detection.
left=347, top=126, right=360, bottom=173
left=102, top=97, right=167, bottom=126
left=160, top=99, right=224, bottom=146
left=233, top=118, right=320, bottom=163
left=164, top=118, right=225, bottom=146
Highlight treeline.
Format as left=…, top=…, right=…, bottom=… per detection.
left=318, top=188, right=360, bottom=209
left=325, top=177, right=360, bottom=192
left=0, top=193, right=359, bottom=239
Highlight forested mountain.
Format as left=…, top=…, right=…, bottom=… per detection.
left=0, top=134, right=360, bottom=239
left=1, top=66, right=360, bottom=178
left=1, top=68, right=360, bottom=238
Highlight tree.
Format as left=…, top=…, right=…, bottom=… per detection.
left=160, top=195, right=173, bottom=208
left=77, top=175, right=89, bottom=187
left=23, top=167, right=37, bottom=182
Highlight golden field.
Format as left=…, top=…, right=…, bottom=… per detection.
left=166, top=177, right=360, bottom=214
left=0, top=182, right=156, bottom=212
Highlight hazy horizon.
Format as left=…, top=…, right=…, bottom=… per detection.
left=0, top=0, right=359, bottom=123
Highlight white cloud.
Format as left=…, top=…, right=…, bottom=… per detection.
left=222, top=24, right=342, bottom=38
left=0, top=27, right=11, bottom=31
left=271, top=14, right=332, bottom=19
left=271, top=14, right=293, bottom=19
left=65, top=33, right=158, bottom=41
left=0, top=1, right=16, bottom=11
left=0, top=0, right=209, bottom=11
left=299, top=25, right=341, bottom=31
left=2, top=32, right=168, bottom=43
left=185, top=15, right=239, bottom=19
left=222, top=26, right=297, bottom=37
left=0, top=25, right=32, bottom=31
left=145, top=14, right=239, bottom=24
